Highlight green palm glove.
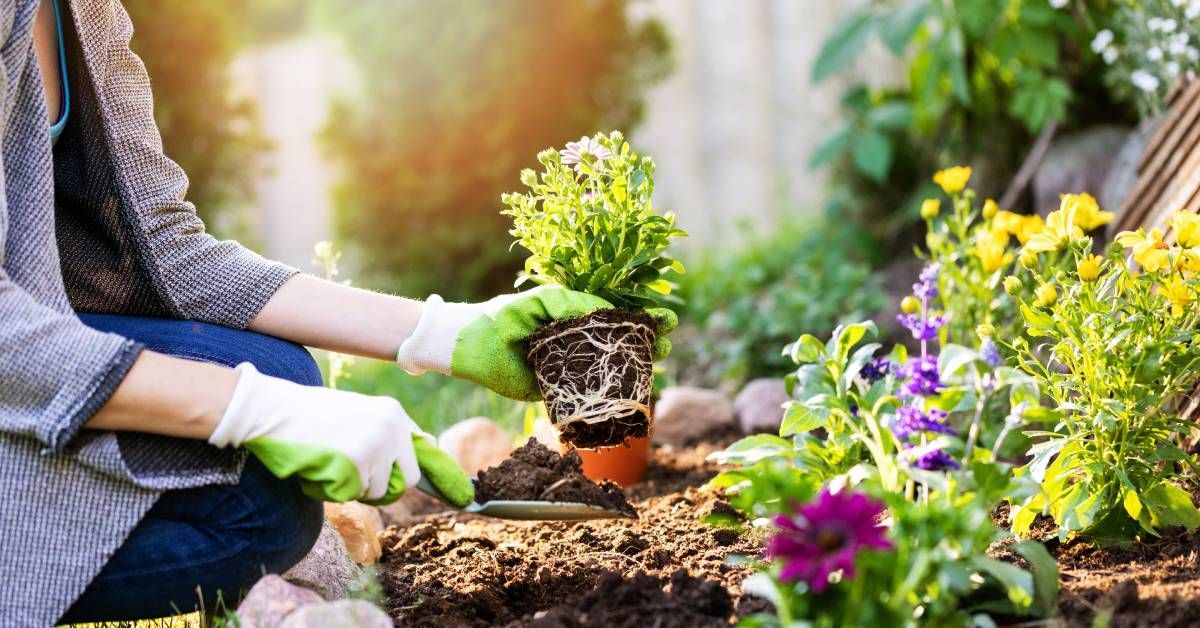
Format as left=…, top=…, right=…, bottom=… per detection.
left=210, top=363, right=474, bottom=507
left=397, top=285, right=677, bottom=401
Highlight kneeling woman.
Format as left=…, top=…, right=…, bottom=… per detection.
left=0, top=0, right=629, bottom=623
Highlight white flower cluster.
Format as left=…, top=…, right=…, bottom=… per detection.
left=1094, top=0, right=1200, bottom=107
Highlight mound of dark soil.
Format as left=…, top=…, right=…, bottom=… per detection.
left=378, top=439, right=762, bottom=626
left=474, top=440, right=636, bottom=517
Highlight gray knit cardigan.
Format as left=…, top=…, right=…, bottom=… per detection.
left=0, top=0, right=297, bottom=624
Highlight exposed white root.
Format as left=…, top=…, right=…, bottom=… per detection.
left=528, top=320, right=655, bottom=436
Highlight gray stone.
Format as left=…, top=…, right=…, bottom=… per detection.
left=1032, top=126, right=1131, bottom=219
left=279, top=599, right=392, bottom=628
left=438, top=416, right=513, bottom=475
left=283, top=520, right=361, bottom=599
left=236, top=574, right=323, bottom=628
left=734, top=378, right=791, bottom=434
left=652, top=386, right=735, bottom=445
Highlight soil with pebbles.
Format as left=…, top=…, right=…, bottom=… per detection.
left=992, top=502, right=1200, bottom=627
left=378, top=433, right=764, bottom=626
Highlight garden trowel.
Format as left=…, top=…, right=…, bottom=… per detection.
left=416, top=476, right=635, bottom=521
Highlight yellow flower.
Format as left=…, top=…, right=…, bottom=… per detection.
left=1180, top=248, right=1200, bottom=276
left=975, top=229, right=1011, bottom=273
left=900, top=296, right=921, bottom=314
left=1061, top=193, right=1113, bottom=231
left=1019, top=247, right=1039, bottom=269
left=920, top=198, right=941, bottom=220
left=1025, top=207, right=1085, bottom=254
left=1003, top=275, right=1023, bottom=295
left=1034, top=283, right=1058, bottom=308
left=1170, top=211, right=1200, bottom=248
left=1115, top=228, right=1171, bottom=273
left=982, top=198, right=999, bottom=220
left=1163, top=275, right=1193, bottom=318
left=1076, top=254, right=1104, bottom=282
left=933, top=166, right=972, bottom=195
left=994, top=211, right=1046, bottom=245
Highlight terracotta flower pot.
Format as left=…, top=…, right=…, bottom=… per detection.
left=560, top=432, right=652, bottom=487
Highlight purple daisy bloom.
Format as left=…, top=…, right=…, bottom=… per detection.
left=897, top=313, right=947, bottom=341
left=766, top=490, right=892, bottom=593
left=892, top=405, right=954, bottom=441
left=898, top=355, right=944, bottom=398
left=860, top=357, right=893, bottom=383
left=907, top=445, right=960, bottom=471
left=559, top=136, right=613, bottom=172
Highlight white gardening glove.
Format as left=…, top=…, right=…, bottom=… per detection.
left=209, top=363, right=423, bottom=504
left=396, top=285, right=612, bottom=400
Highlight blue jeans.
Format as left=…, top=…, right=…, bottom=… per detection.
left=59, top=314, right=326, bottom=623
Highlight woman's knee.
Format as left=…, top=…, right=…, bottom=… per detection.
left=245, top=337, right=324, bottom=388
left=242, top=458, right=324, bottom=573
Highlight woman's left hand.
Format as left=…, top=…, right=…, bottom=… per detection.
left=396, top=285, right=676, bottom=400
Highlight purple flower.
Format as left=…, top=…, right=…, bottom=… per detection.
left=898, top=355, right=944, bottom=398
left=897, top=313, right=947, bottom=341
left=860, top=357, right=893, bottom=383
left=560, top=136, right=612, bottom=172
left=913, top=264, right=941, bottom=301
left=980, top=339, right=1001, bottom=368
left=906, top=445, right=960, bottom=471
left=766, top=490, right=892, bottom=593
left=849, top=404, right=859, bottom=417
left=892, top=405, right=954, bottom=440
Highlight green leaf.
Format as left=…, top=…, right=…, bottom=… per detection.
left=945, top=27, right=971, bottom=104
left=1143, top=483, right=1200, bottom=530
left=939, top=344, right=981, bottom=378
left=1122, top=488, right=1143, bottom=521
left=708, top=434, right=794, bottom=465
left=780, top=401, right=828, bottom=437
left=852, top=129, right=893, bottom=183
left=784, top=334, right=825, bottom=364
left=812, top=13, right=875, bottom=82
left=835, top=321, right=878, bottom=361
left=1013, top=540, right=1060, bottom=617
left=645, top=279, right=672, bottom=295
left=865, top=102, right=914, bottom=131
left=878, top=0, right=928, bottom=54
left=809, top=125, right=851, bottom=169
left=969, top=556, right=1034, bottom=610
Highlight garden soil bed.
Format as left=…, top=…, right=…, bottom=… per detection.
left=993, top=504, right=1200, bottom=627
left=377, top=429, right=767, bottom=626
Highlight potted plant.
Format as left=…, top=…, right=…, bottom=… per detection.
left=501, top=131, right=686, bottom=460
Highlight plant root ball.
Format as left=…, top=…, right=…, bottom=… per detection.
left=527, top=309, right=656, bottom=449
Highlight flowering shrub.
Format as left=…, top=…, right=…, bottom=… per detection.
left=1005, top=208, right=1200, bottom=541
left=1092, top=0, right=1200, bottom=117
left=501, top=131, right=686, bottom=309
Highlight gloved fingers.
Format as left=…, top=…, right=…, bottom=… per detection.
left=413, top=436, right=476, bottom=508
left=645, top=307, right=678, bottom=336
left=365, top=455, right=394, bottom=502
left=652, top=336, right=672, bottom=361
left=536, top=286, right=611, bottom=322
left=396, top=431, right=423, bottom=489
left=360, top=464, right=408, bottom=506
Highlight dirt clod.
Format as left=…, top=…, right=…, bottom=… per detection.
left=474, top=440, right=637, bottom=517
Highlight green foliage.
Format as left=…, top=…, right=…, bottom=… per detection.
left=322, top=0, right=671, bottom=300
left=501, top=131, right=686, bottom=309
left=669, top=218, right=883, bottom=388
left=1005, top=218, right=1200, bottom=542
left=124, top=0, right=270, bottom=239
left=810, top=0, right=1123, bottom=248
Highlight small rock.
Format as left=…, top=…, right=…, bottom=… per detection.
left=438, top=416, right=514, bottom=475
left=652, top=386, right=735, bottom=445
left=279, top=599, right=391, bottom=628
left=529, top=417, right=560, bottom=449
left=323, top=502, right=383, bottom=565
left=284, top=520, right=361, bottom=599
left=734, top=378, right=791, bottom=434
left=235, top=574, right=323, bottom=628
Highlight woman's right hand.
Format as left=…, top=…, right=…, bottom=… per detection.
left=208, top=363, right=471, bottom=505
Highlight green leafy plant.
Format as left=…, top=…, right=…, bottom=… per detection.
left=670, top=218, right=883, bottom=388
left=1005, top=207, right=1200, bottom=542
left=501, top=131, right=687, bottom=309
